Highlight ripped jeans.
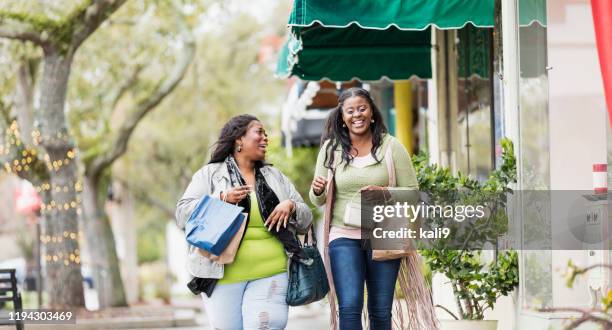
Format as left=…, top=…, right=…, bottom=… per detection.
left=201, top=272, right=288, bottom=330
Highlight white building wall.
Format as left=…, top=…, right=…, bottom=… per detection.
left=518, top=1, right=609, bottom=329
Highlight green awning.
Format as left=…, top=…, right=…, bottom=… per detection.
left=277, top=25, right=432, bottom=81
left=519, top=0, right=547, bottom=27
left=277, top=0, right=546, bottom=81
left=288, top=0, right=546, bottom=30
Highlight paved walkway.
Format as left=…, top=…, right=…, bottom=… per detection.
left=23, top=298, right=330, bottom=329
left=149, top=299, right=330, bottom=329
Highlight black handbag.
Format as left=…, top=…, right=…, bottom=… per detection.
left=286, top=226, right=329, bottom=306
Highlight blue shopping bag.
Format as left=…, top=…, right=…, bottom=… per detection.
left=185, top=195, right=246, bottom=256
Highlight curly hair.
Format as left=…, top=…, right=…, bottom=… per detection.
left=321, top=87, right=387, bottom=169
left=209, top=114, right=260, bottom=164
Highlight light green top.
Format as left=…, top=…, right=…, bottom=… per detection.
left=218, top=192, right=287, bottom=284
left=309, top=134, right=419, bottom=227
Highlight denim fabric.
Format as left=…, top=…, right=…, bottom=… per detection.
left=201, top=272, right=288, bottom=330
left=328, top=238, right=400, bottom=330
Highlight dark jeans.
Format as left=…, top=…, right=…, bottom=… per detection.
left=328, top=238, right=401, bottom=330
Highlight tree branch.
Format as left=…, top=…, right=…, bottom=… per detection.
left=435, top=304, right=459, bottom=320
left=451, top=282, right=466, bottom=319
left=579, top=264, right=612, bottom=272
left=0, top=0, right=128, bottom=51
left=115, top=176, right=174, bottom=219
left=109, top=64, right=144, bottom=111
left=69, top=0, right=129, bottom=49
left=0, top=13, right=49, bottom=45
left=539, top=307, right=611, bottom=330
left=87, top=9, right=196, bottom=179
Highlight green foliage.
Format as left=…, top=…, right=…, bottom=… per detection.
left=138, top=261, right=174, bottom=303
left=137, top=231, right=164, bottom=264
left=425, top=249, right=518, bottom=320
left=413, top=138, right=515, bottom=250
left=16, top=230, right=35, bottom=260
left=265, top=138, right=320, bottom=207
left=416, top=138, right=519, bottom=320
left=1, top=1, right=97, bottom=47
left=136, top=205, right=166, bottom=264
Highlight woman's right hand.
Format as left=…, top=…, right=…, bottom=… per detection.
left=311, top=176, right=327, bottom=196
left=221, top=185, right=252, bottom=204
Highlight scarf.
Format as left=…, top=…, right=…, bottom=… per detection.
left=225, top=155, right=306, bottom=261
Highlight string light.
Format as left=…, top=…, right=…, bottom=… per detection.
left=2, top=149, right=77, bottom=174
left=34, top=181, right=83, bottom=193
left=42, top=235, right=83, bottom=266
left=40, top=232, right=83, bottom=244
left=4, top=122, right=89, bottom=270
left=2, top=122, right=78, bottom=175
left=40, top=206, right=82, bottom=217
left=44, top=250, right=81, bottom=265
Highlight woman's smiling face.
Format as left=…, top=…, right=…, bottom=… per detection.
left=341, top=96, right=373, bottom=136
left=236, top=120, right=268, bottom=161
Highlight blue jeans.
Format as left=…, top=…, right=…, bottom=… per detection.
left=201, top=272, right=288, bottom=329
left=329, top=238, right=401, bottom=330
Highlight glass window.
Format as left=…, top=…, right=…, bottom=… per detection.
left=456, top=25, right=494, bottom=181
left=518, top=2, right=552, bottom=310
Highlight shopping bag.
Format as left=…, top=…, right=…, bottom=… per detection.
left=197, top=214, right=247, bottom=264
left=185, top=195, right=246, bottom=256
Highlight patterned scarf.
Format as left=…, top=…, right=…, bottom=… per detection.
left=225, top=155, right=306, bottom=261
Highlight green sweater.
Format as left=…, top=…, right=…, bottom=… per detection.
left=309, top=134, right=419, bottom=227
left=218, top=191, right=287, bottom=284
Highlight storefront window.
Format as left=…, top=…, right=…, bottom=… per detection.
left=518, top=1, right=552, bottom=310
left=456, top=25, right=494, bottom=181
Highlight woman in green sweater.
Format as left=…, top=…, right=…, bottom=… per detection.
left=310, top=88, right=437, bottom=330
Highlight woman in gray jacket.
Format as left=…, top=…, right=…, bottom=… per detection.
left=176, top=114, right=313, bottom=330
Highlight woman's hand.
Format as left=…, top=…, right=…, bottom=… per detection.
left=264, top=200, right=295, bottom=232
left=220, top=185, right=252, bottom=204
left=311, top=176, right=327, bottom=196
left=359, top=185, right=386, bottom=192
left=360, top=185, right=390, bottom=203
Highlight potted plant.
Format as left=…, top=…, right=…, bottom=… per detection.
left=414, top=138, right=520, bottom=330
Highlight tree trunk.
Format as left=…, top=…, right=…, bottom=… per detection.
left=82, top=174, right=127, bottom=307
left=38, top=51, right=85, bottom=308
left=15, top=60, right=37, bottom=146
left=106, top=180, right=139, bottom=305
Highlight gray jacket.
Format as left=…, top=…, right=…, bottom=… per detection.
left=175, top=162, right=313, bottom=279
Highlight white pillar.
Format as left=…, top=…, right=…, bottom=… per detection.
left=501, top=2, right=525, bottom=329
left=501, top=0, right=523, bottom=188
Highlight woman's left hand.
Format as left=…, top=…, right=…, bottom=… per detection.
left=264, top=200, right=295, bottom=232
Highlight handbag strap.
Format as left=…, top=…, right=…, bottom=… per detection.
left=384, top=144, right=396, bottom=187
left=303, top=224, right=318, bottom=246
left=322, top=150, right=338, bottom=325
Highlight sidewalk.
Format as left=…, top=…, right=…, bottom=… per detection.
left=17, top=298, right=330, bottom=329
left=152, top=298, right=330, bottom=330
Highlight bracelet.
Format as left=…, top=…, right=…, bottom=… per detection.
left=222, top=191, right=228, bottom=203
